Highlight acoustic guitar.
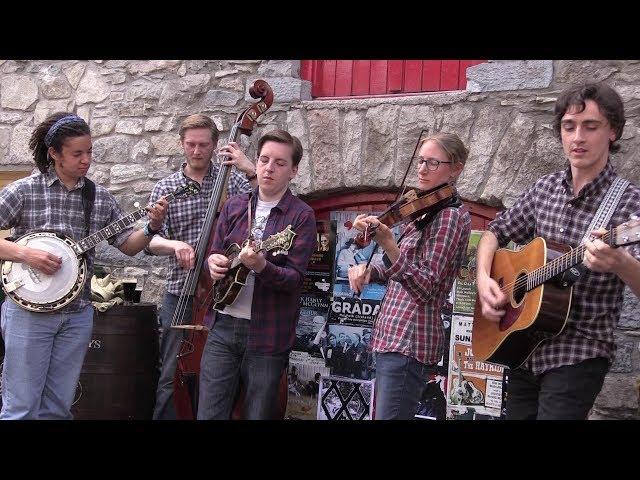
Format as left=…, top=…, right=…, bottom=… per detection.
left=472, top=219, right=640, bottom=369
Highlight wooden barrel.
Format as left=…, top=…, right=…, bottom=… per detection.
left=72, top=303, right=159, bottom=420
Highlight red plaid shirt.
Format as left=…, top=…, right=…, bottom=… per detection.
left=208, top=187, right=316, bottom=354
left=488, top=161, right=640, bottom=375
left=370, top=207, right=471, bottom=365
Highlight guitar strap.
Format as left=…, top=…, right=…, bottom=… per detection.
left=565, top=176, right=629, bottom=284
left=81, top=178, right=96, bottom=239
left=582, top=176, right=629, bottom=242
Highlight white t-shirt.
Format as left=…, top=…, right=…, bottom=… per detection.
left=222, top=197, right=279, bottom=320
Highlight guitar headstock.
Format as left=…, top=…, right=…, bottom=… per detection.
left=613, top=218, right=640, bottom=247
left=263, top=225, right=296, bottom=255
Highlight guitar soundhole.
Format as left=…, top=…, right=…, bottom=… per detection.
left=513, top=272, right=527, bottom=304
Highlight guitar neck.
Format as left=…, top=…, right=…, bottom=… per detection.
left=527, top=229, right=615, bottom=291
left=75, top=190, right=179, bottom=254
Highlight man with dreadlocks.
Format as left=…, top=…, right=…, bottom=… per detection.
left=0, top=112, right=168, bottom=420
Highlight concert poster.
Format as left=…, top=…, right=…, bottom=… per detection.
left=285, top=351, right=331, bottom=420
left=446, top=315, right=506, bottom=419
left=317, top=375, right=375, bottom=420
left=323, top=323, right=375, bottom=380
left=452, top=230, right=483, bottom=315
left=301, top=220, right=336, bottom=298
left=328, top=210, right=400, bottom=326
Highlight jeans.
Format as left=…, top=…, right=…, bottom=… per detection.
left=0, top=300, right=93, bottom=420
left=374, top=352, right=431, bottom=420
left=197, top=313, right=288, bottom=420
left=506, top=357, right=609, bottom=420
left=152, top=292, right=192, bottom=420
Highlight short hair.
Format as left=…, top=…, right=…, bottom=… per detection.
left=553, top=82, right=625, bottom=154
left=29, top=112, right=91, bottom=173
left=257, top=129, right=303, bottom=167
left=179, top=114, right=219, bottom=144
left=419, top=132, right=470, bottom=165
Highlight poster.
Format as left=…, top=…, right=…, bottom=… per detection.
left=317, top=375, right=375, bottom=420
left=452, top=230, right=482, bottom=315
left=329, top=211, right=400, bottom=327
left=324, top=324, right=375, bottom=380
left=301, top=220, right=336, bottom=298
left=446, top=315, right=506, bottom=419
left=285, top=351, right=331, bottom=420
left=294, top=296, right=330, bottom=358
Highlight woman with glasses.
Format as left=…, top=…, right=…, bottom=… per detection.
left=347, top=132, right=471, bottom=419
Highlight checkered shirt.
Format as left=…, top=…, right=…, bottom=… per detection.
left=147, top=161, right=251, bottom=295
left=0, top=169, right=132, bottom=312
left=370, top=207, right=471, bottom=365
left=488, top=161, right=640, bottom=375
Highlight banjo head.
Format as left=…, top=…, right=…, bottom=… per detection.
left=1, top=232, right=86, bottom=312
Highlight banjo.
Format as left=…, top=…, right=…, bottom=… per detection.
left=1, top=182, right=200, bottom=313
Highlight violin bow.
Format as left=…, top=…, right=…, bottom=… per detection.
left=354, top=129, right=429, bottom=295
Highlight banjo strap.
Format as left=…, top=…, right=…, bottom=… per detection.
left=82, top=178, right=96, bottom=239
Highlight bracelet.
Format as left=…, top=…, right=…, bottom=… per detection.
left=143, top=221, right=161, bottom=237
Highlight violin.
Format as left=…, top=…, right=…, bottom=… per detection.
left=354, top=183, right=457, bottom=248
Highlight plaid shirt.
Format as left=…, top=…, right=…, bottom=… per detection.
left=0, top=169, right=132, bottom=312
left=209, top=187, right=316, bottom=354
left=488, top=161, right=640, bottom=375
left=147, top=161, right=251, bottom=295
left=370, top=207, right=471, bottom=365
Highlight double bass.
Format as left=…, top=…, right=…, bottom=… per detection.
left=170, top=80, right=274, bottom=419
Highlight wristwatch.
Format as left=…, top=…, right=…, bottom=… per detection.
left=246, top=171, right=257, bottom=181
left=143, top=221, right=161, bottom=237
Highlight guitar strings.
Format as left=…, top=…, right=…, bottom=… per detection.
left=495, top=229, right=613, bottom=295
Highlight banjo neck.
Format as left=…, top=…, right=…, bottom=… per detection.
left=74, top=188, right=184, bottom=255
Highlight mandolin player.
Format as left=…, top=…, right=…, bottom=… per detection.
left=199, top=129, right=316, bottom=420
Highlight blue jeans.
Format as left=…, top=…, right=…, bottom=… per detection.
left=152, top=292, right=191, bottom=420
left=374, top=352, right=431, bottom=420
left=197, top=313, right=288, bottom=420
left=0, top=300, right=93, bottom=420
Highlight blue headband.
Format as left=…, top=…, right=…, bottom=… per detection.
left=44, top=114, right=87, bottom=147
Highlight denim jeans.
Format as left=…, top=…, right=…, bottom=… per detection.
left=152, top=292, right=192, bottom=420
left=374, top=352, right=431, bottom=420
left=0, top=299, right=93, bottom=420
left=197, top=313, right=288, bottom=420
left=506, top=357, right=609, bottom=420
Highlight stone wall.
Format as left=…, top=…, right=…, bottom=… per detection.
left=0, top=59, right=638, bottom=418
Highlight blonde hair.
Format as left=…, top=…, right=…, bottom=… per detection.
left=419, top=132, right=469, bottom=165
left=179, top=114, right=219, bottom=143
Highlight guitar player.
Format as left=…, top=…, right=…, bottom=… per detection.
left=476, top=82, right=640, bottom=420
left=200, top=129, right=316, bottom=420
left=0, top=112, right=168, bottom=420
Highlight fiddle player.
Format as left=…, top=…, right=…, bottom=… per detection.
left=198, top=129, right=316, bottom=420
left=348, top=132, right=471, bottom=419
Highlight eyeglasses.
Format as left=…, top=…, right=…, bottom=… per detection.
left=414, top=157, right=454, bottom=171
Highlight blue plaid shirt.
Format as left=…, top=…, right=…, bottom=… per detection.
left=0, top=169, right=132, bottom=312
